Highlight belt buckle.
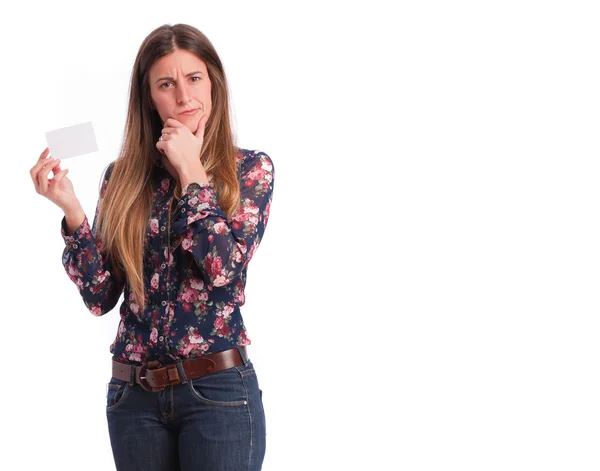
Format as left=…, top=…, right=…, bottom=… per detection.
left=138, top=360, right=165, bottom=393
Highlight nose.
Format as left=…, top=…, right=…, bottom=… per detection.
left=176, top=82, right=191, bottom=104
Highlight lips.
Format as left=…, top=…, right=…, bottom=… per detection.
left=179, top=109, right=199, bottom=116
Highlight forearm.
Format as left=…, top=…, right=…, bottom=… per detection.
left=63, top=203, right=86, bottom=235
left=174, top=152, right=274, bottom=287
left=62, top=242, right=124, bottom=316
left=173, top=191, right=271, bottom=287
left=61, top=160, right=124, bottom=315
left=61, top=214, right=125, bottom=316
left=178, top=162, right=210, bottom=188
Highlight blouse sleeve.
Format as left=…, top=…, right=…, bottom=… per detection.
left=60, top=162, right=125, bottom=316
left=171, top=151, right=275, bottom=288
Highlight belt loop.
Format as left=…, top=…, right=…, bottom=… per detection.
left=237, top=346, right=248, bottom=364
left=175, top=358, right=188, bottom=384
left=129, top=364, right=136, bottom=386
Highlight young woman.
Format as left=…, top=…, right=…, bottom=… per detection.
left=30, top=23, right=274, bottom=471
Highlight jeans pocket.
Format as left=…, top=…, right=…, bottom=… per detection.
left=239, top=360, right=263, bottom=404
left=187, top=366, right=249, bottom=407
left=106, top=377, right=132, bottom=412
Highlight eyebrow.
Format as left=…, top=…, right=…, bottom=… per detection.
left=155, top=71, right=204, bottom=83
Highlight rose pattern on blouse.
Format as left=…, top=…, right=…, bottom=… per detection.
left=61, top=148, right=274, bottom=365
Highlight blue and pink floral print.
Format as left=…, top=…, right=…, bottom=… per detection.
left=61, top=148, right=274, bottom=365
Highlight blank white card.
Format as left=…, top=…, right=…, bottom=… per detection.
left=45, top=121, right=99, bottom=160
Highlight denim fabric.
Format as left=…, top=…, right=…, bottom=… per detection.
left=105, top=350, right=266, bottom=471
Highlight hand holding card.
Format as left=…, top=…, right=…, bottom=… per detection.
left=32, top=121, right=98, bottom=229
left=30, top=146, right=84, bottom=230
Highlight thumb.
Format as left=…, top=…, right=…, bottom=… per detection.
left=194, top=113, right=208, bottom=138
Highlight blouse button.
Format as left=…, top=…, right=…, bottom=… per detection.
left=181, top=208, right=185, bottom=213
left=160, top=226, right=165, bottom=231
left=159, top=336, right=164, bottom=342
left=72, top=244, right=78, bottom=249
left=161, top=263, right=166, bottom=269
left=161, top=300, right=167, bottom=306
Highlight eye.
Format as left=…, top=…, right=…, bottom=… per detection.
left=191, top=76, right=201, bottom=82
left=160, top=82, right=173, bottom=89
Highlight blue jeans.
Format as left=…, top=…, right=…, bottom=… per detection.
left=105, top=347, right=266, bottom=471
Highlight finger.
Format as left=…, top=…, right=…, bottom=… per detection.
left=164, top=118, right=183, bottom=128
left=36, top=161, right=54, bottom=194
left=31, top=157, right=56, bottom=187
left=31, top=148, right=52, bottom=177
left=51, top=160, right=62, bottom=176
left=194, top=113, right=208, bottom=138
left=161, top=126, right=177, bottom=136
left=38, top=147, right=50, bottom=161
left=48, top=168, right=69, bottom=188
left=43, top=160, right=60, bottom=192
left=31, top=156, right=55, bottom=176
left=156, top=141, right=166, bottom=155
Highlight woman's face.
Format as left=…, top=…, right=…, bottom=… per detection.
left=149, top=49, right=212, bottom=134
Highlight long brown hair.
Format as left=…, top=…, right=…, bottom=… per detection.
left=96, top=24, right=240, bottom=311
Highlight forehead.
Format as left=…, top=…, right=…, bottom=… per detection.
left=149, top=49, right=207, bottom=77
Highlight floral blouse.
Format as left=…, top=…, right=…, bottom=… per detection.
left=61, top=148, right=274, bottom=365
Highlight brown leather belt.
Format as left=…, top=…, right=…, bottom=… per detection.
left=112, top=346, right=247, bottom=392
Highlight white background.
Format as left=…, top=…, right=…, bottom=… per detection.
left=1, top=1, right=599, bottom=470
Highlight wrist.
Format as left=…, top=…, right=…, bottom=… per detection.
left=179, top=166, right=209, bottom=188
left=181, top=181, right=212, bottom=196
left=63, top=204, right=85, bottom=236
left=62, top=201, right=84, bottom=217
